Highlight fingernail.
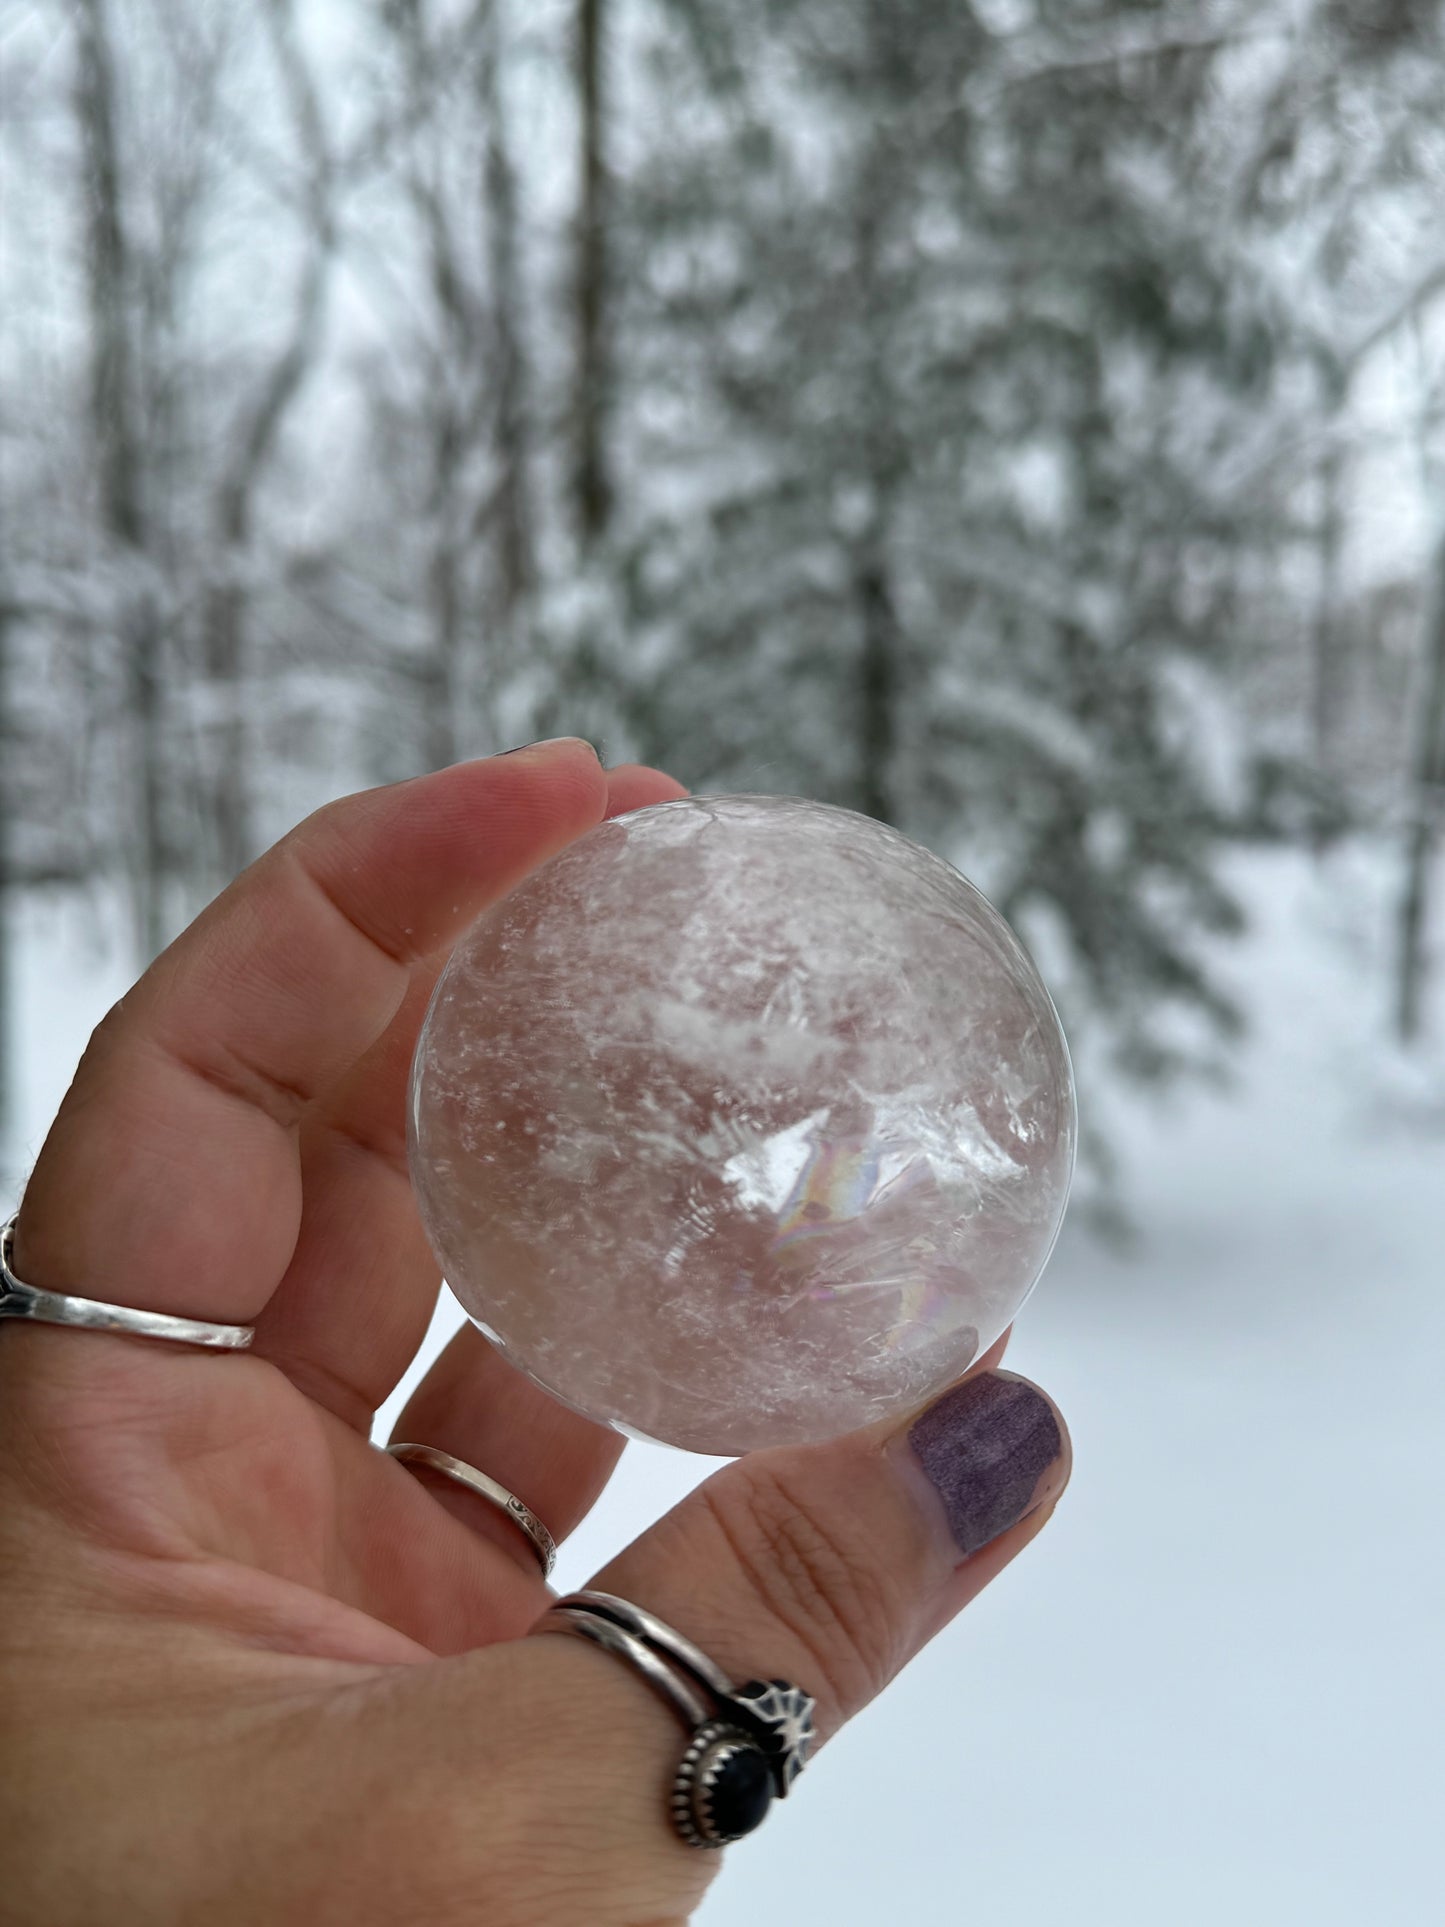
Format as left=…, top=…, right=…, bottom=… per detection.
left=497, top=736, right=600, bottom=760
left=897, top=1371, right=1067, bottom=1560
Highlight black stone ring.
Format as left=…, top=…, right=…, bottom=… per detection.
left=537, top=1590, right=817, bottom=1849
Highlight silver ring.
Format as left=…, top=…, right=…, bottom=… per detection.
left=562, top=1589, right=736, bottom=1699
left=0, top=1213, right=256, bottom=1352
left=538, top=1589, right=816, bottom=1849
left=386, top=1442, right=557, bottom=1579
left=545, top=1608, right=712, bottom=1727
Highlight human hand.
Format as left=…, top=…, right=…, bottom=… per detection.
left=0, top=738, right=1071, bottom=1925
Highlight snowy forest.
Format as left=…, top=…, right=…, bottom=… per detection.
left=4, top=10, right=1444, bottom=1919
left=4, top=0, right=1445, bottom=1171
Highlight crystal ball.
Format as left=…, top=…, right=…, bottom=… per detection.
left=409, top=795, right=1075, bottom=1455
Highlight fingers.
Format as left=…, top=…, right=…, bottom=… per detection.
left=247, top=969, right=442, bottom=1427
left=388, top=1324, right=623, bottom=1584
left=13, top=741, right=610, bottom=1329
left=349, top=1363, right=1067, bottom=1926
left=250, top=759, right=689, bottom=1427
left=598, top=762, right=690, bottom=815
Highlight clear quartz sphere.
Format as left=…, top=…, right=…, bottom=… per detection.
left=409, top=795, right=1075, bottom=1455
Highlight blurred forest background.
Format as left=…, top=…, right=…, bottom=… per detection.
left=4, top=0, right=1445, bottom=1187
left=5, top=11, right=1445, bottom=1917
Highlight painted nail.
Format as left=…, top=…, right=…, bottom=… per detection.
left=497, top=736, right=600, bottom=759
left=901, top=1371, right=1067, bottom=1559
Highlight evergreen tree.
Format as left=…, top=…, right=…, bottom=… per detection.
left=604, top=0, right=1288, bottom=1093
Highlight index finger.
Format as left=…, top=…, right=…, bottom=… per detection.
left=11, top=740, right=608, bottom=1329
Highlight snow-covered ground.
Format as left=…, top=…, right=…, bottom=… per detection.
left=6, top=846, right=1443, bottom=1926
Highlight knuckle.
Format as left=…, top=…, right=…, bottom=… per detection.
left=695, top=1463, right=906, bottom=1720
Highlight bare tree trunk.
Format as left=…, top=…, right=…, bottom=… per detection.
left=204, top=584, right=251, bottom=881
left=854, top=143, right=898, bottom=827
left=75, top=0, right=165, bottom=960
left=206, top=0, right=333, bottom=881
left=384, top=1, right=483, bottom=770
left=424, top=412, right=464, bottom=773
left=857, top=553, right=899, bottom=823
left=1396, top=527, right=1445, bottom=1042
left=1312, top=432, right=1346, bottom=787
left=76, top=0, right=142, bottom=556
left=481, top=5, right=535, bottom=617
left=574, top=0, right=611, bottom=547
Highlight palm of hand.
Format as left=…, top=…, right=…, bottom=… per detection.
left=1, top=746, right=704, bottom=1924
left=17, top=1339, right=543, bottom=1670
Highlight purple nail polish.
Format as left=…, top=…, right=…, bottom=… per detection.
left=907, top=1372, right=1064, bottom=1558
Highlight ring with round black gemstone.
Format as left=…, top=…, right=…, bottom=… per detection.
left=536, top=1590, right=817, bottom=1849
left=672, top=1718, right=777, bottom=1849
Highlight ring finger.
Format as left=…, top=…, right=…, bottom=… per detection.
left=387, top=1322, right=625, bottom=1589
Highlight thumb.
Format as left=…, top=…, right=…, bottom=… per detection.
left=344, top=1367, right=1068, bottom=1927
left=585, top=1363, right=1069, bottom=1754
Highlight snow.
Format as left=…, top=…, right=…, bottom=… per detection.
left=6, top=844, right=1444, bottom=1925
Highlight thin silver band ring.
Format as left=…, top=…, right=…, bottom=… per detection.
left=560, top=1589, right=735, bottom=1699
left=540, top=1606, right=713, bottom=1727
left=386, top=1441, right=557, bottom=1579
left=0, top=1214, right=256, bottom=1352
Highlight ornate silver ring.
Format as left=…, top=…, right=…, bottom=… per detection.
left=538, top=1588, right=816, bottom=1848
